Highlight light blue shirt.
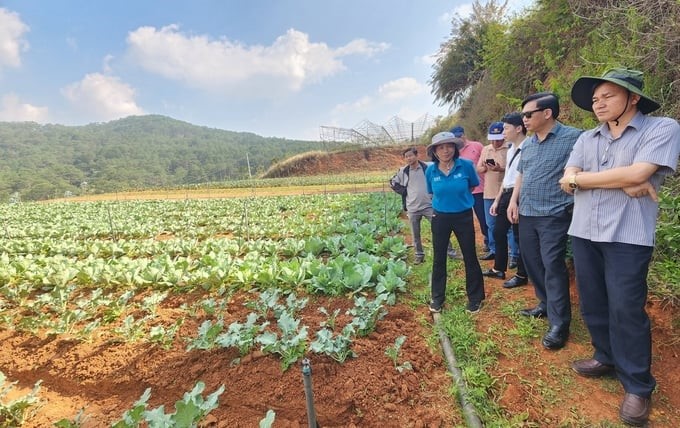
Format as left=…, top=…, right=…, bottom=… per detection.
left=566, top=112, right=680, bottom=246
left=426, top=158, right=479, bottom=213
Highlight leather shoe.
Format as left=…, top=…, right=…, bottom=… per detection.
left=482, top=268, right=505, bottom=279
left=479, top=252, right=495, bottom=260
left=509, top=256, right=518, bottom=269
left=571, top=359, right=615, bottom=378
left=542, top=325, right=569, bottom=350
left=619, top=393, right=650, bottom=426
left=519, top=306, right=546, bottom=318
left=503, top=275, right=528, bottom=288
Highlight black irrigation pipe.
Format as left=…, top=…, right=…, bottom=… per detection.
left=432, top=310, right=484, bottom=427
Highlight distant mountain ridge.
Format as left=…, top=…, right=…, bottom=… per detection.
left=0, top=115, right=335, bottom=201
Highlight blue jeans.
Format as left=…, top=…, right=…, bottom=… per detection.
left=472, top=193, right=488, bottom=247
left=572, top=237, right=655, bottom=397
left=492, top=192, right=527, bottom=276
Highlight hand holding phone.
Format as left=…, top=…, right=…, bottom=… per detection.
left=485, top=159, right=496, bottom=166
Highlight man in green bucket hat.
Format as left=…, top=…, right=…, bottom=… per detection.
left=560, top=67, right=680, bottom=426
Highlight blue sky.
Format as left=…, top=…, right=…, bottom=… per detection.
left=0, top=0, right=532, bottom=140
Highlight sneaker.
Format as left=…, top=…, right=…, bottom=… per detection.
left=479, top=252, right=495, bottom=261
left=414, top=255, right=424, bottom=265
left=509, top=256, right=518, bottom=269
left=428, top=302, right=443, bottom=313
left=466, top=301, right=484, bottom=314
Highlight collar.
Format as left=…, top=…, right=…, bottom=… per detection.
left=593, top=110, right=644, bottom=139
left=532, top=121, right=563, bottom=144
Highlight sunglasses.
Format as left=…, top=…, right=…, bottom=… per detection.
left=521, top=107, right=547, bottom=119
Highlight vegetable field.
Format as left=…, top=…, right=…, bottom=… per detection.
left=0, top=193, right=456, bottom=426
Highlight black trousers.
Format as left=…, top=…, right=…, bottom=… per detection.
left=572, top=237, right=656, bottom=397
left=519, top=211, right=571, bottom=331
left=493, top=190, right=527, bottom=276
left=431, top=209, right=484, bottom=307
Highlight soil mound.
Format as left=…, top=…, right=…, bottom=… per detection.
left=261, top=144, right=430, bottom=178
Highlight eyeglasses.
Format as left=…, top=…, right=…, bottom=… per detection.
left=521, top=107, right=547, bottom=119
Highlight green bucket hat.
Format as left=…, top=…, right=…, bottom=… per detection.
left=571, top=67, right=660, bottom=114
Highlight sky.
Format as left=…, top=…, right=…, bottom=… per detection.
left=0, top=0, right=533, bottom=140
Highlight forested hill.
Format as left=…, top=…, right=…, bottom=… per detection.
left=0, top=115, right=335, bottom=201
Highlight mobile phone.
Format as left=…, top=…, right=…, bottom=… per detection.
left=485, top=159, right=496, bottom=166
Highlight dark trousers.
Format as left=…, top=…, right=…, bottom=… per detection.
left=472, top=193, right=488, bottom=245
left=572, top=237, right=656, bottom=397
left=431, top=209, right=484, bottom=307
left=493, top=190, right=527, bottom=276
left=519, top=212, right=571, bottom=331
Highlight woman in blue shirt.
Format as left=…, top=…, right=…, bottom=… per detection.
left=425, top=132, right=485, bottom=313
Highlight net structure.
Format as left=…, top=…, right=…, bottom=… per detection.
left=320, top=114, right=436, bottom=146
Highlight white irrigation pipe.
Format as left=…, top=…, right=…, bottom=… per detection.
left=432, top=311, right=484, bottom=428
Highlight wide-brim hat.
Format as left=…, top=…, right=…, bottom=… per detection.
left=427, top=131, right=464, bottom=159
left=571, top=67, right=660, bottom=114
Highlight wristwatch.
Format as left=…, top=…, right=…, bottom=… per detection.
left=568, top=174, right=579, bottom=190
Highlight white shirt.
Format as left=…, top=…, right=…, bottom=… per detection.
left=501, top=138, right=526, bottom=189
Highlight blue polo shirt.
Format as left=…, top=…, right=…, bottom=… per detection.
left=426, top=158, right=479, bottom=213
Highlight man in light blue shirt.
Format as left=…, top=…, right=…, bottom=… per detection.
left=560, top=68, right=680, bottom=426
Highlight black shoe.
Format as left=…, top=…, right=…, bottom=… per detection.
left=509, top=257, right=518, bottom=269
left=428, top=301, right=443, bottom=313
left=503, top=275, right=528, bottom=288
left=542, top=325, right=569, bottom=350
left=482, top=268, right=505, bottom=279
left=519, top=306, right=546, bottom=318
left=466, top=300, right=484, bottom=314
left=479, top=252, right=495, bottom=261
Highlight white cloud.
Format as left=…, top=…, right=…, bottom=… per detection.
left=0, top=94, right=48, bottom=122
left=332, top=95, right=374, bottom=115
left=330, top=76, right=433, bottom=128
left=102, top=54, right=114, bottom=73
left=125, top=25, right=388, bottom=94
left=61, top=73, right=144, bottom=121
left=418, top=53, right=437, bottom=66
left=0, top=8, right=30, bottom=69
left=378, top=77, right=426, bottom=101
left=335, top=39, right=390, bottom=57
left=334, top=77, right=426, bottom=115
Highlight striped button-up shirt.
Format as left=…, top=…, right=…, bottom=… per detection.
left=517, top=122, right=582, bottom=216
left=566, top=112, right=680, bottom=246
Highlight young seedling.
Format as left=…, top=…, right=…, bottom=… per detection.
left=385, top=335, right=413, bottom=373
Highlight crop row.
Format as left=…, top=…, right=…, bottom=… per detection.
left=0, top=193, right=408, bottom=349
left=1, top=193, right=400, bottom=240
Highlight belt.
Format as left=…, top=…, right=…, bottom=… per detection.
left=502, top=187, right=514, bottom=194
